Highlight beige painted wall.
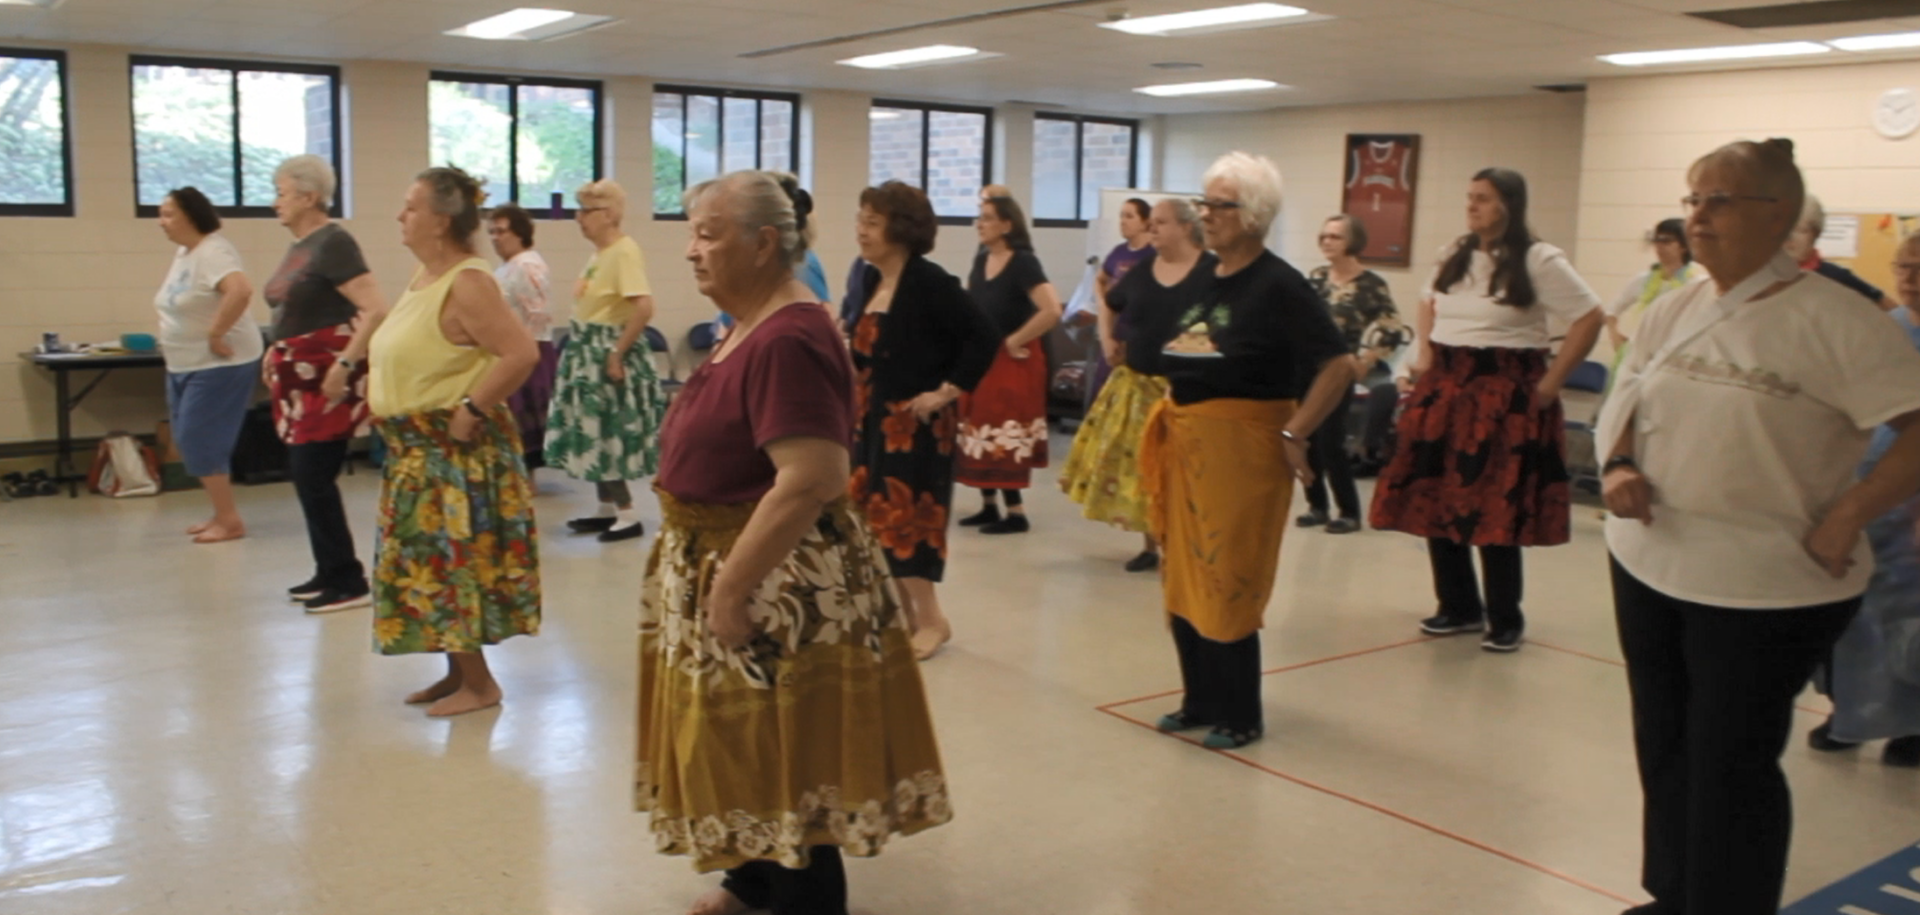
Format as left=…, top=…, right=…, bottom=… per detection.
left=1157, top=93, right=1588, bottom=313
left=0, top=42, right=1103, bottom=446
left=1577, top=59, right=1920, bottom=309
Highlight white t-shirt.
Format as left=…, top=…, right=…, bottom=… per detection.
left=154, top=233, right=263, bottom=372
left=495, top=250, right=553, bottom=342
left=1427, top=242, right=1601, bottom=349
left=1605, top=269, right=1920, bottom=609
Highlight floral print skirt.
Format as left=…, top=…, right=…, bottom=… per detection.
left=371, top=407, right=541, bottom=655
left=267, top=323, right=368, bottom=444
left=1368, top=343, right=1570, bottom=547
left=1059, top=365, right=1168, bottom=534
left=955, top=347, right=1049, bottom=490
left=636, top=492, right=952, bottom=873
left=544, top=320, right=666, bottom=482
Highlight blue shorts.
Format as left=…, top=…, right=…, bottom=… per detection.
left=166, top=360, right=260, bottom=477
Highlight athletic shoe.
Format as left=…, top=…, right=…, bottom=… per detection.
left=958, top=505, right=1002, bottom=527
left=1124, top=551, right=1160, bottom=573
left=598, top=520, right=646, bottom=542
left=1481, top=629, right=1525, bottom=653
left=567, top=516, right=616, bottom=534
left=1156, top=709, right=1207, bottom=732
left=1325, top=517, right=1362, bottom=534
left=1419, top=613, right=1486, bottom=636
left=305, top=587, right=372, bottom=614
left=1296, top=510, right=1329, bottom=528
left=1201, top=726, right=1263, bottom=749
left=288, top=577, right=326, bottom=602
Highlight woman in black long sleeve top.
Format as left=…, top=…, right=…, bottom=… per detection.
left=849, top=182, right=1001, bottom=661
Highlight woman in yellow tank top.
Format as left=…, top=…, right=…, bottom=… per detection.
left=363, top=167, right=543, bottom=718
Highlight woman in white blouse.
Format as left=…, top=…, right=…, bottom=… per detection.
left=1599, top=138, right=1920, bottom=915
left=487, top=203, right=558, bottom=468
left=1369, top=168, right=1603, bottom=653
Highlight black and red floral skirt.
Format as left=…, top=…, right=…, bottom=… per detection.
left=849, top=312, right=961, bottom=582
left=955, top=347, right=1049, bottom=490
left=1368, top=342, right=1570, bottom=547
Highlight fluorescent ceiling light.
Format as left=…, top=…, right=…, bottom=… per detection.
left=1830, top=31, right=1920, bottom=52
left=1599, top=41, right=1830, bottom=67
left=1135, top=77, right=1283, bottom=97
left=838, top=45, right=994, bottom=69
left=869, top=110, right=905, bottom=120
left=1101, top=3, right=1312, bottom=36
left=445, top=8, right=614, bottom=41
left=0, top=0, right=66, bottom=7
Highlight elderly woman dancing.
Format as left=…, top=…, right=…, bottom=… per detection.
left=1600, top=138, right=1920, bottom=915
left=1138, top=152, right=1353, bottom=750
left=637, top=170, right=950, bottom=915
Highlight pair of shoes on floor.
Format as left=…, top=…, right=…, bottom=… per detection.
left=1298, top=511, right=1362, bottom=534
left=1419, top=613, right=1522, bottom=652
left=1810, top=720, right=1920, bottom=766
left=289, top=578, right=371, bottom=614
left=980, top=514, right=1029, bottom=535
left=2, top=470, right=58, bottom=498
left=568, top=515, right=646, bottom=542
left=1124, top=551, right=1160, bottom=573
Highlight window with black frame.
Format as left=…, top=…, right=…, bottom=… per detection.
left=0, top=48, right=73, bottom=217
left=1031, top=113, right=1138, bottom=226
left=130, top=56, right=341, bottom=217
left=430, top=72, right=603, bottom=215
left=651, top=85, right=799, bottom=218
left=869, top=99, right=993, bottom=223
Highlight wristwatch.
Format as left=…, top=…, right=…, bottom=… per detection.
left=461, top=396, right=487, bottom=420
left=335, top=358, right=357, bottom=372
left=1602, top=455, right=1638, bottom=475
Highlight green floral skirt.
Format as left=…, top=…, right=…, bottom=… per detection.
left=544, top=320, right=666, bottom=482
left=372, top=407, right=541, bottom=655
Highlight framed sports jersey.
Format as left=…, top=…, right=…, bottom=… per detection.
left=1342, top=134, right=1420, bottom=267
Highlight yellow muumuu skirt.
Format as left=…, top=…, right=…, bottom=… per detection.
left=635, top=492, right=952, bottom=873
left=1058, top=365, right=1171, bottom=534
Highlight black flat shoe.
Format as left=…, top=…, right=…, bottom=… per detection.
left=568, top=516, right=617, bottom=534
left=598, top=520, right=646, bottom=542
left=1325, top=517, right=1362, bottom=534
left=958, top=505, right=1002, bottom=527
left=1296, top=510, right=1329, bottom=528
left=1809, top=720, right=1862, bottom=752
left=980, top=514, right=1029, bottom=535
left=1124, top=551, right=1160, bottom=573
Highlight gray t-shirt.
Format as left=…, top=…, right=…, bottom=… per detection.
left=263, top=223, right=369, bottom=340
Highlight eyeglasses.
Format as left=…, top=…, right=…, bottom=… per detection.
left=1679, top=192, right=1779, bottom=214
left=1317, top=233, right=1345, bottom=242
left=1193, top=198, right=1241, bottom=212
left=1894, top=262, right=1920, bottom=278
left=576, top=206, right=609, bottom=215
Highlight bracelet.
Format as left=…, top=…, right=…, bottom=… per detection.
left=461, top=396, right=487, bottom=420
left=335, top=358, right=357, bottom=372
left=1280, top=429, right=1304, bottom=444
left=1602, top=455, right=1638, bottom=475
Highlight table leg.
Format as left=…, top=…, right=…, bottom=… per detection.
left=55, top=368, right=75, bottom=497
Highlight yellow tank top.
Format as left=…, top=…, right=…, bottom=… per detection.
left=369, top=257, right=497, bottom=417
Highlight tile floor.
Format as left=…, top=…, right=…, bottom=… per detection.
left=2, top=450, right=1917, bottom=915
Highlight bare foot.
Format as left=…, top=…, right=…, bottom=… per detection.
left=192, top=523, right=245, bottom=544
left=688, top=887, right=750, bottom=915
left=405, top=673, right=463, bottom=705
left=425, top=684, right=503, bottom=717
left=911, top=622, right=952, bottom=661
left=187, top=519, right=214, bottom=535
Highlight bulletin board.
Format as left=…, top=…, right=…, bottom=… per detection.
left=1821, top=212, right=1920, bottom=293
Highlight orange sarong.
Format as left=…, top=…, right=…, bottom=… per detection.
left=1139, top=397, right=1298, bottom=643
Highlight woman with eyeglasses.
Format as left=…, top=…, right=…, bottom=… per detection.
left=1599, top=138, right=1920, bottom=915
left=1369, top=167, right=1604, bottom=654
left=544, top=179, right=666, bottom=544
left=1301, top=213, right=1403, bottom=534
left=1604, top=218, right=1699, bottom=381
left=956, top=194, right=1063, bottom=535
left=487, top=202, right=559, bottom=469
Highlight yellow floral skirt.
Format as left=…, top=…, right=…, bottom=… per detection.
left=371, top=407, right=541, bottom=654
left=1059, top=366, right=1169, bottom=533
left=635, top=492, right=952, bottom=873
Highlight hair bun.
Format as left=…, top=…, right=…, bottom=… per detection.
left=1764, top=137, right=1796, bottom=158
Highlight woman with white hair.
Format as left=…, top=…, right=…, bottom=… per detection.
left=1137, top=152, right=1353, bottom=749
left=267, top=153, right=388, bottom=614
left=1060, top=198, right=1211, bottom=572
left=638, top=171, right=949, bottom=915
left=1784, top=193, right=1888, bottom=309
left=544, top=179, right=666, bottom=543
left=1599, top=138, right=1920, bottom=915
left=1369, top=167, right=1604, bottom=653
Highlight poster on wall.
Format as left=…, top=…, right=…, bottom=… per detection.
left=1342, top=134, right=1420, bottom=267
left=1824, top=212, right=1920, bottom=294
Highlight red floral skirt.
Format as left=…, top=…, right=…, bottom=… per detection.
left=1367, top=343, right=1570, bottom=547
left=955, top=347, right=1049, bottom=490
left=267, top=324, right=369, bottom=445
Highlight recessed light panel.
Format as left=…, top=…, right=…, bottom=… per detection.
left=838, top=45, right=997, bottom=69
left=445, top=8, right=614, bottom=41
left=1102, top=3, right=1319, bottom=37
left=1135, top=77, right=1284, bottom=97
left=1599, top=41, right=1830, bottom=67
left=1830, top=31, right=1920, bottom=52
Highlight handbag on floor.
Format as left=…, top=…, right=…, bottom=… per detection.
left=87, top=432, right=161, bottom=498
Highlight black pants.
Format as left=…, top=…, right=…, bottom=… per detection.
left=1361, top=382, right=1401, bottom=463
left=721, top=847, right=847, bottom=915
left=980, top=488, right=1023, bottom=508
left=1429, top=538, right=1523, bottom=633
left=1304, top=389, right=1360, bottom=517
left=1611, top=558, right=1859, bottom=915
left=287, top=440, right=365, bottom=590
left=1170, top=615, right=1263, bottom=732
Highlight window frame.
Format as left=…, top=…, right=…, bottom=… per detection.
left=1030, top=112, right=1140, bottom=229
left=870, top=98, right=996, bottom=227
left=430, top=70, right=605, bottom=218
left=651, top=83, right=802, bottom=221
left=128, top=54, right=343, bottom=219
left=0, top=47, right=75, bottom=217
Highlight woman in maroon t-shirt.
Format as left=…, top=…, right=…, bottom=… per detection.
left=636, top=171, right=950, bottom=914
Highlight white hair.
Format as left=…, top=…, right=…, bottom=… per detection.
left=1798, top=193, right=1825, bottom=237
left=1202, top=151, right=1283, bottom=236
left=684, top=170, right=814, bottom=268
left=576, top=179, right=627, bottom=224
left=274, top=154, right=336, bottom=207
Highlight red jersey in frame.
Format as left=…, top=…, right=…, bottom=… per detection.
left=1342, top=134, right=1420, bottom=267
